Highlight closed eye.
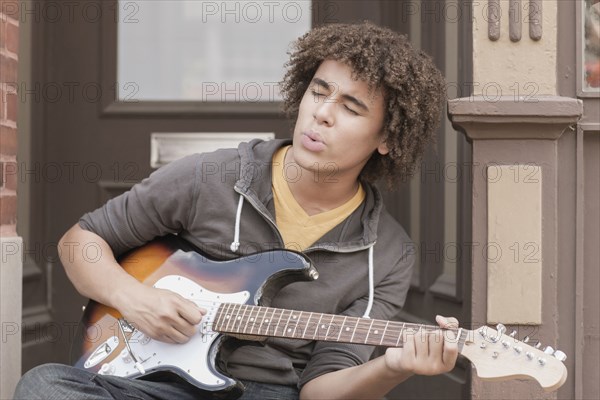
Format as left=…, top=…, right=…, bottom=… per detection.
left=344, top=105, right=359, bottom=115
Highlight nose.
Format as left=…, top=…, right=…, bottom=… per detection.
left=313, top=97, right=334, bottom=127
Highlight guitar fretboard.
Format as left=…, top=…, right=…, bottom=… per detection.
left=213, top=303, right=466, bottom=349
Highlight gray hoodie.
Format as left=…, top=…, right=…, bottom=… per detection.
left=79, top=139, right=415, bottom=389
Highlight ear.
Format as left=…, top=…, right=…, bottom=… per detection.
left=377, top=140, right=389, bottom=155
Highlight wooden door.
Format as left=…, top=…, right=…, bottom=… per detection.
left=20, top=2, right=472, bottom=399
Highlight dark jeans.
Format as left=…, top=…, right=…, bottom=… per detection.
left=13, top=363, right=300, bottom=400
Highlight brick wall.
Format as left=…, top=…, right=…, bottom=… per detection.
left=0, top=1, right=19, bottom=237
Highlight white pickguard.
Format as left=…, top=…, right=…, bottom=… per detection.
left=92, top=275, right=250, bottom=388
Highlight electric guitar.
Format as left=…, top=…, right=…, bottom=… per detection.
left=71, top=235, right=568, bottom=399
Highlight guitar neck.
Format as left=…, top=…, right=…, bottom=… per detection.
left=213, top=303, right=468, bottom=349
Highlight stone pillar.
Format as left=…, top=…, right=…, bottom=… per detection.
left=448, top=96, right=582, bottom=399
left=0, top=2, right=22, bottom=397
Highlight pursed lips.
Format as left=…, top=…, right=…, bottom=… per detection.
left=300, top=130, right=327, bottom=152
left=304, top=131, right=325, bottom=144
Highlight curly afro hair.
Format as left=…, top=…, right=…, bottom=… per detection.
left=280, top=21, right=446, bottom=186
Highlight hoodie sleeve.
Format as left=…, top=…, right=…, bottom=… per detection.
left=298, top=245, right=415, bottom=389
left=78, top=153, right=201, bottom=257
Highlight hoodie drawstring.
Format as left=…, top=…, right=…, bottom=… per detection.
left=230, top=193, right=374, bottom=319
left=230, top=195, right=244, bottom=253
left=362, top=244, right=375, bottom=318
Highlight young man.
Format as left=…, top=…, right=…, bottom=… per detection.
left=14, top=22, right=457, bottom=399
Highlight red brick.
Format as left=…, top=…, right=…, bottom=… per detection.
left=0, top=193, right=17, bottom=225
left=0, top=19, right=5, bottom=45
left=0, top=88, right=4, bottom=120
left=0, top=55, right=18, bottom=82
left=5, top=20, right=17, bottom=54
left=0, top=125, right=17, bottom=155
left=6, top=91, right=16, bottom=120
left=1, top=1, right=21, bottom=21
left=2, top=161, right=16, bottom=190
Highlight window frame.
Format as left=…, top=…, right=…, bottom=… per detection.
left=99, top=1, right=292, bottom=117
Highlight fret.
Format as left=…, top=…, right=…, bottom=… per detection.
left=255, top=306, right=267, bottom=334
left=215, top=304, right=455, bottom=349
left=350, top=317, right=359, bottom=342
left=302, top=312, right=314, bottom=339
left=340, top=316, right=356, bottom=342
left=217, top=303, right=227, bottom=331
left=314, top=314, right=324, bottom=340
left=263, top=307, right=276, bottom=336
left=235, top=304, right=248, bottom=333
left=245, top=305, right=259, bottom=334
left=369, top=320, right=387, bottom=345
left=223, top=303, right=235, bottom=332
left=364, top=319, right=375, bottom=344
left=273, top=308, right=285, bottom=337
left=324, top=315, right=337, bottom=340
left=283, top=310, right=294, bottom=338
left=257, top=306, right=270, bottom=335
left=213, top=304, right=224, bottom=330
left=291, top=311, right=300, bottom=338
left=337, top=316, right=348, bottom=341
left=396, top=322, right=405, bottom=347
left=318, top=314, right=335, bottom=340
left=380, top=321, right=389, bottom=346
left=234, top=303, right=245, bottom=332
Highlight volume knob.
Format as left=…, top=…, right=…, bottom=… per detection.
left=99, top=363, right=115, bottom=375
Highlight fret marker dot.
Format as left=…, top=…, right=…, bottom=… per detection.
left=321, top=324, right=326, bottom=329
left=374, top=330, right=379, bottom=334
left=292, top=315, right=297, bottom=319
left=250, top=318, right=254, bottom=322
left=345, top=327, right=350, bottom=331
left=264, top=319, right=269, bottom=324
left=287, top=328, right=292, bottom=333
left=225, top=315, right=230, bottom=319
left=237, top=316, right=241, bottom=320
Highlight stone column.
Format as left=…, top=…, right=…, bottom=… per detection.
left=0, top=2, right=22, bottom=397
left=448, top=96, right=582, bottom=399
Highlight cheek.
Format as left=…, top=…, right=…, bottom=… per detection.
left=298, top=91, right=314, bottom=113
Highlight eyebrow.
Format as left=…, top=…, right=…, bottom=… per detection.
left=311, top=77, right=370, bottom=112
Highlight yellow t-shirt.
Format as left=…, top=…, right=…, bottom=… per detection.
left=272, top=146, right=366, bottom=251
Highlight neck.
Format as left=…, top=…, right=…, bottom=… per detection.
left=213, top=302, right=467, bottom=350
left=284, top=147, right=361, bottom=216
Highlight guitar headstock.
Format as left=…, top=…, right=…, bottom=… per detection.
left=460, top=324, right=568, bottom=391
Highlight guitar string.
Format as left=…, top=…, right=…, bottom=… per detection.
left=184, top=299, right=456, bottom=332
left=207, top=303, right=463, bottom=346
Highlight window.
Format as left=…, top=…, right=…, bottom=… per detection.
left=117, top=1, right=311, bottom=102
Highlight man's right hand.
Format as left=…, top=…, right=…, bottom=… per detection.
left=114, top=283, right=206, bottom=344
left=59, top=224, right=206, bottom=345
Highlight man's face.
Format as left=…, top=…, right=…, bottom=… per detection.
left=290, top=59, right=388, bottom=183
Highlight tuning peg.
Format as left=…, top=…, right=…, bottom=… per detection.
left=509, top=330, right=517, bottom=338
left=496, top=324, right=506, bottom=335
left=554, top=350, right=567, bottom=361
left=514, top=345, right=523, bottom=354
left=535, top=342, right=542, bottom=349
left=543, top=345, right=555, bottom=355
left=538, top=357, right=546, bottom=366
left=523, top=336, right=530, bottom=343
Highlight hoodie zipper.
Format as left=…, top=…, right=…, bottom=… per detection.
left=235, top=185, right=375, bottom=255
